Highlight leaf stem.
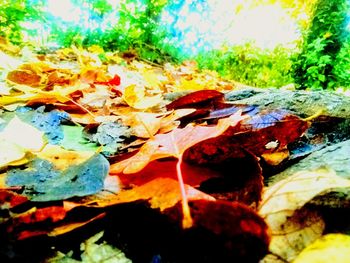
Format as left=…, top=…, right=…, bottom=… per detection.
left=176, top=155, right=193, bottom=229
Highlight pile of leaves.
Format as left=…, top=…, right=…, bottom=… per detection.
left=1, top=44, right=350, bottom=263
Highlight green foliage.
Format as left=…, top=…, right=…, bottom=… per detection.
left=333, top=39, right=350, bottom=87
left=2, top=0, right=350, bottom=89
left=292, top=0, right=350, bottom=90
left=0, top=0, right=45, bottom=44
left=195, top=43, right=294, bottom=88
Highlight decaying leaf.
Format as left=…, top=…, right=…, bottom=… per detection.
left=84, top=121, right=131, bottom=156
left=259, top=167, right=350, bottom=261
left=5, top=147, right=109, bottom=201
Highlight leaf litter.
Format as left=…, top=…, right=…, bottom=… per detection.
left=0, top=45, right=349, bottom=262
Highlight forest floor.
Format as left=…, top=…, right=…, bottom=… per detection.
left=1, top=44, right=350, bottom=263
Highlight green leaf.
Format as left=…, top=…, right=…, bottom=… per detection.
left=61, top=125, right=99, bottom=152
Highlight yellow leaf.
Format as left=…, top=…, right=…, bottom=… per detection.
left=0, top=116, right=45, bottom=152
left=122, top=84, right=162, bottom=109
left=142, top=68, right=164, bottom=91
left=293, top=234, right=350, bottom=263
left=177, top=78, right=205, bottom=91
left=259, top=167, right=350, bottom=261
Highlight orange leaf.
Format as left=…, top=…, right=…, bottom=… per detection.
left=110, top=110, right=245, bottom=174
left=73, top=177, right=214, bottom=211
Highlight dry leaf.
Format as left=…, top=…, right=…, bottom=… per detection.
left=259, top=167, right=350, bottom=261
left=0, top=116, right=45, bottom=152
left=123, top=112, right=162, bottom=138
left=0, top=140, right=26, bottom=168
left=68, top=177, right=215, bottom=211
left=110, top=111, right=244, bottom=174
left=122, top=84, right=162, bottom=109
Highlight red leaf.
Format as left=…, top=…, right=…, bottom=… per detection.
left=184, top=109, right=308, bottom=164
left=116, top=159, right=221, bottom=188
left=12, top=206, right=67, bottom=225
left=166, top=90, right=224, bottom=110
left=95, top=74, right=121, bottom=86
left=0, top=190, right=28, bottom=209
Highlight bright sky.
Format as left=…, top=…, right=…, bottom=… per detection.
left=47, top=0, right=82, bottom=23
left=43, top=0, right=301, bottom=53
left=161, top=0, right=300, bottom=53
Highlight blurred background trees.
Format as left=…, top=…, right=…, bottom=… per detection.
left=0, top=0, right=349, bottom=90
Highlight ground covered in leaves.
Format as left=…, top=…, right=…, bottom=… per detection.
left=1, top=44, right=350, bottom=263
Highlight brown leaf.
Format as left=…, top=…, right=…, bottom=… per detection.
left=164, top=199, right=270, bottom=262
left=197, top=151, right=263, bottom=207
left=184, top=109, right=308, bottom=164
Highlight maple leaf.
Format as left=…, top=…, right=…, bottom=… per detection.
left=110, top=111, right=245, bottom=174
left=120, top=109, right=195, bottom=139
left=110, top=110, right=244, bottom=228
left=258, top=167, right=350, bottom=261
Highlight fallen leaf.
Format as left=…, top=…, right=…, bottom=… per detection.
left=110, top=111, right=244, bottom=174
left=184, top=109, right=308, bottom=164
left=293, top=234, right=350, bottom=263
left=36, top=144, right=95, bottom=170
left=60, top=125, right=99, bottom=152
left=122, top=84, right=162, bottom=109
left=84, top=121, right=131, bottom=156
left=80, top=177, right=214, bottom=212
left=0, top=190, right=28, bottom=209
left=123, top=112, right=162, bottom=138
left=0, top=115, right=45, bottom=152
left=47, top=213, right=106, bottom=237
left=164, top=199, right=270, bottom=262
left=5, top=149, right=109, bottom=201
left=114, top=159, right=220, bottom=188
left=259, top=167, right=350, bottom=261
left=7, top=69, right=42, bottom=86
left=0, top=139, right=26, bottom=168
